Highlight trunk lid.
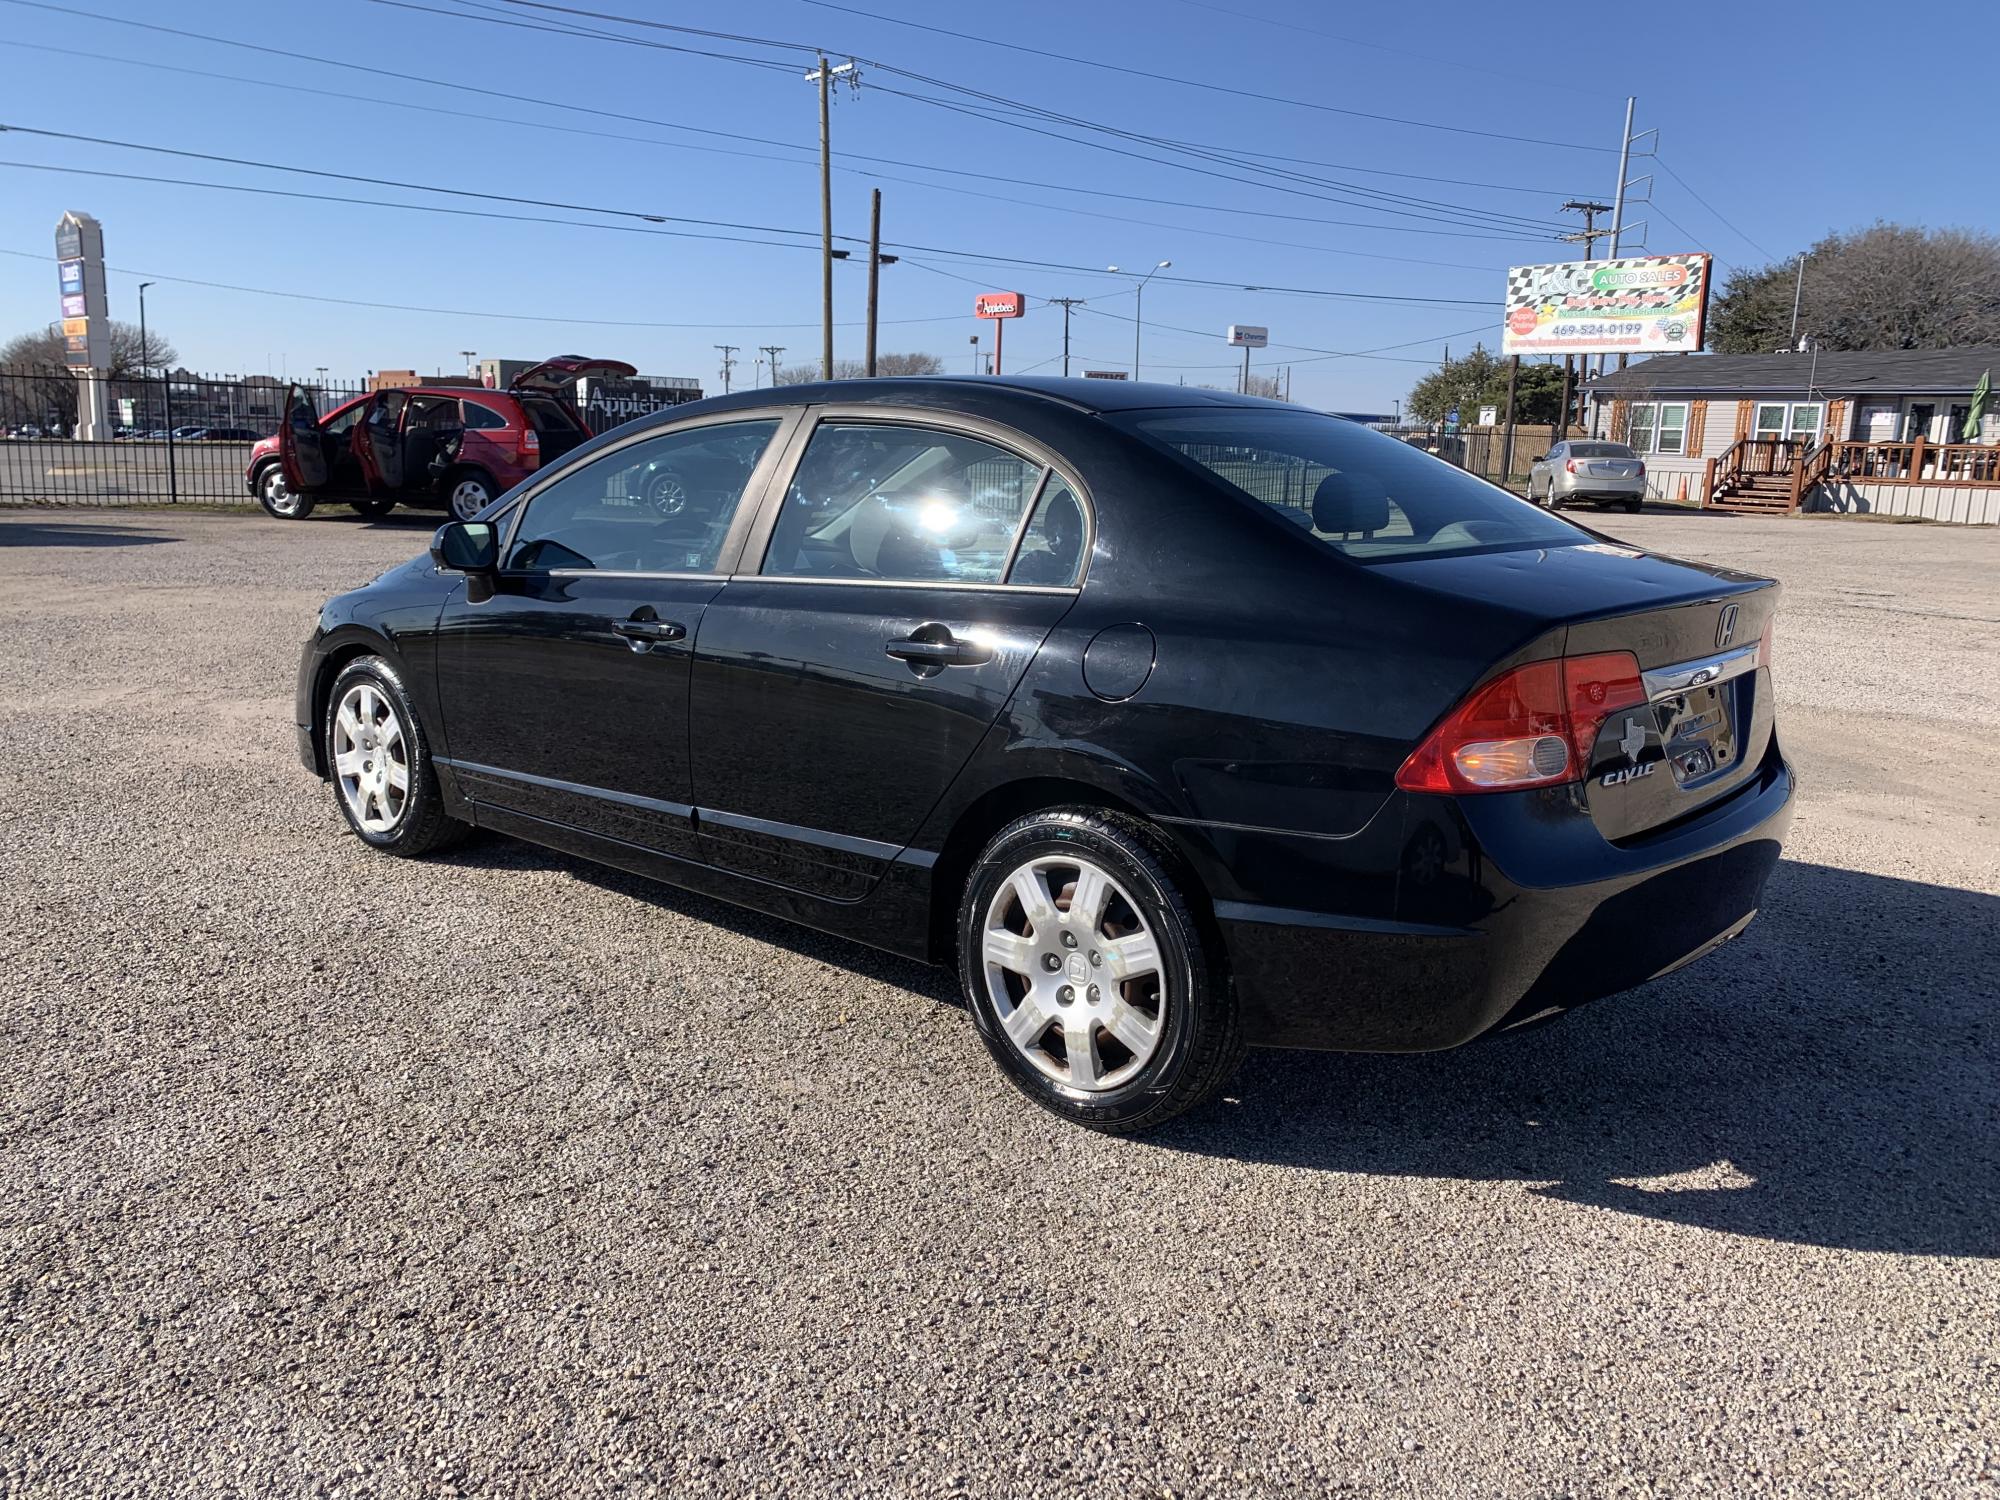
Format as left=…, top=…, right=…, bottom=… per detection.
left=1376, top=539, right=1779, bottom=839
left=1583, top=458, right=1642, bottom=479
left=508, top=355, right=638, bottom=394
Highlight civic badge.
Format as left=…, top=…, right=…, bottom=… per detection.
left=1716, top=603, right=1739, bottom=649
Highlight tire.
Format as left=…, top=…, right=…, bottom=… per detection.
left=349, top=495, right=396, bottom=520
left=323, top=655, right=468, bottom=857
left=445, top=469, right=496, bottom=522
left=1624, top=499, right=1644, bottom=513
left=257, top=462, right=315, bottom=520
left=957, top=808, right=1244, bottom=1133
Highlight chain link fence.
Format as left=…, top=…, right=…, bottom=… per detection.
left=0, top=367, right=370, bottom=506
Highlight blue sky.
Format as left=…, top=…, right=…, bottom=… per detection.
left=0, top=0, right=1988, bottom=410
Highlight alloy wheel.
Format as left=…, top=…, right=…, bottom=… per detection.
left=647, top=471, right=689, bottom=515
left=980, top=854, right=1166, bottom=1093
left=449, top=478, right=491, bottom=521
left=332, top=682, right=410, bottom=834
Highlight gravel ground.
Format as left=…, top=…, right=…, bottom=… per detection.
left=1, top=505, right=1995, bottom=1499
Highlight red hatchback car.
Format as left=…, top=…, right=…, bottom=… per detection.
left=250, top=356, right=637, bottom=521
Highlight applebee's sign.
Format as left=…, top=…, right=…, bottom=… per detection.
left=974, top=292, right=1024, bottom=319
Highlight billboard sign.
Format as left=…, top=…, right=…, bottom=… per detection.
left=1082, top=370, right=1128, bottom=380
left=1502, top=253, right=1712, bottom=356
left=1226, top=325, right=1269, bottom=348
left=973, top=292, right=1024, bottom=319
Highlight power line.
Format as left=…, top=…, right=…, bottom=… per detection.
left=1656, top=155, right=1778, bottom=263
left=0, top=244, right=968, bottom=329
left=409, top=0, right=1580, bottom=234
left=0, top=7, right=1561, bottom=251
left=779, top=0, right=1616, bottom=152
left=0, top=124, right=1498, bottom=307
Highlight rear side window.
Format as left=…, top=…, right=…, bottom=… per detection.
left=1008, top=477, right=1086, bottom=587
left=461, top=401, right=509, bottom=431
left=1113, top=410, right=1588, bottom=561
left=763, top=422, right=1046, bottom=585
left=519, top=396, right=580, bottom=433
left=505, top=419, right=781, bottom=574
left=1568, top=442, right=1635, bottom=459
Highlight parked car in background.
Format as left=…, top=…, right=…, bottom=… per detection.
left=294, top=376, right=1794, bottom=1132
left=1528, top=441, right=1647, bottom=511
left=251, top=356, right=636, bottom=521
left=191, top=426, right=261, bottom=442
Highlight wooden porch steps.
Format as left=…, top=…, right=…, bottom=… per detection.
left=1711, top=474, right=1796, bottom=513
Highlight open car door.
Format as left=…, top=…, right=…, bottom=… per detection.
left=279, top=384, right=328, bottom=492
left=507, top=355, right=638, bottom=394
left=351, top=391, right=407, bottom=494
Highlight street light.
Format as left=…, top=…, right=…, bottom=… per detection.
left=1108, top=260, right=1170, bottom=380
left=459, top=349, right=478, bottom=378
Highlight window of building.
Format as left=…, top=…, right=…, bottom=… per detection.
left=1626, top=402, right=1689, bottom=455
left=762, top=422, right=1048, bottom=585
left=1752, top=401, right=1822, bottom=443
left=504, top=419, right=780, bottom=574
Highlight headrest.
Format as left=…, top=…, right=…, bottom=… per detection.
left=1311, top=471, right=1392, bottom=535
left=1040, top=491, right=1083, bottom=549
left=846, top=490, right=977, bottom=575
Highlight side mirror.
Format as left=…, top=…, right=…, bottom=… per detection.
left=431, top=520, right=497, bottom=573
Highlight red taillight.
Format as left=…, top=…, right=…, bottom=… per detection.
left=520, top=426, right=540, bottom=456
left=1396, top=651, right=1647, bottom=795
left=1565, top=457, right=1578, bottom=474
left=1635, top=461, right=1646, bottom=478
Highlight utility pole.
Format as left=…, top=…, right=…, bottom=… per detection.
left=1788, top=252, right=1807, bottom=348
left=1558, top=199, right=1614, bottom=435
left=760, top=344, right=785, bottom=388
left=1605, top=96, right=1656, bottom=373
left=1047, top=297, right=1086, bottom=377
left=714, top=343, right=738, bottom=395
left=865, top=188, right=882, bottom=376
left=805, top=56, right=856, bottom=380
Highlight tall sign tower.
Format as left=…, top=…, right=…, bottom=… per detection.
left=55, top=211, right=111, bottom=439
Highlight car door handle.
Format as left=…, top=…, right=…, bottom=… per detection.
left=612, top=618, right=686, bottom=643
left=885, top=627, right=991, bottom=669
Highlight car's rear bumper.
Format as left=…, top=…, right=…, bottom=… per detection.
left=1215, top=744, right=1796, bottom=1052
left=1557, top=477, right=1647, bottom=500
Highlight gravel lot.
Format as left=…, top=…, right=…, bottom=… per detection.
left=2, top=504, right=1995, bottom=1498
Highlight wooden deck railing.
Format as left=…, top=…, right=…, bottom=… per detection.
left=1812, top=438, right=2000, bottom=486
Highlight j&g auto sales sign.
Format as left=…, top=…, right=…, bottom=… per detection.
left=1501, top=253, right=1712, bottom=357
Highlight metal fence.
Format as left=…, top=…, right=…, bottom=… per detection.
left=0, top=367, right=370, bottom=506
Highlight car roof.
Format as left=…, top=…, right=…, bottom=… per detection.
left=687, top=375, right=1304, bottom=418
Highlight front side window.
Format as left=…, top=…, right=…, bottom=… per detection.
left=505, top=419, right=780, bottom=574
left=323, top=403, right=364, bottom=438
left=1114, top=409, right=1587, bottom=562
left=762, top=422, right=1046, bottom=584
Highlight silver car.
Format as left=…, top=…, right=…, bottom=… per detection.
left=1527, top=440, right=1646, bottom=512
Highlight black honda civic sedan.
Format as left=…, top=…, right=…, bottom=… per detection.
left=296, top=377, right=1794, bottom=1132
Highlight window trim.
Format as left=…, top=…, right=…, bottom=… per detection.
left=738, top=405, right=1093, bottom=592
left=494, top=406, right=804, bottom=580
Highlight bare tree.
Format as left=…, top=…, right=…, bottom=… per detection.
left=1709, top=224, right=2000, bottom=353
left=0, top=320, right=179, bottom=376
left=775, top=351, right=945, bottom=384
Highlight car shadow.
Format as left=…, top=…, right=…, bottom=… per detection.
left=0, top=521, right=178, bottom=548
left=433, top=835, right=953, bottom=999
left=434, top=838, right=1995, bottom=1256
left=1151, top=860, right=1998, bottom=1258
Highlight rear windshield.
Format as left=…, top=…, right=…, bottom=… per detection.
left=1112, top=409, right=1588, bottom=561
left=519, top=395, right=582, bottom=433
left=1568, top=442, right=1635, bottom=458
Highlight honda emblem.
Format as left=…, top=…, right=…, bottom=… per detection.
left=1715, top=603, right=1739, bottom=649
